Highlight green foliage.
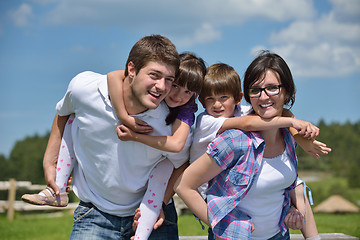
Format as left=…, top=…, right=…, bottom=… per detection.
left=305, top=176, right=349, bottom=205
left=0, top=154, right=10, bottom=180
left=4, top=133, right=49, bottom=184
left=297, top=120, right=360, bottom=188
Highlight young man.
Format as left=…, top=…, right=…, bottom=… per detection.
left=43, top=35, right=191, bottom=239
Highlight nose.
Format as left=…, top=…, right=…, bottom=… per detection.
left=155, top=78, right=166, bottom=93
left=213, top=100, right=222, bottom=108
left=259, top=90, right=269, bottom=100
left=171, top=88, right=181, bottom=100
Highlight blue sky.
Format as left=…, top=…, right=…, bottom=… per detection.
left=0, top=0, right=359, bottom=157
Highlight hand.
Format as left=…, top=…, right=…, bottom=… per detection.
left=116, top=125, right=138, bottom=141
left=291, top=119, right=319, bottom=139
left=43, top=154, right=60, bottom=195
left=44, top=158, right=72, bottom=195
left=153, top=207, right=165, bottom=230
left=306, top=139, right=332, bottom=159
left=66, top=175, right=72, bottom=192
left=284, top=206, right=304, bottom=230
left=124, top=116, right=153, bottom=134
left=131, top=208, right=141, bottom=235
left=131, top=207, right=165, bottom=235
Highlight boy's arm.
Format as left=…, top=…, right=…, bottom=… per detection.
left=289, top=183, right=319, bottom=238
left=220, top=115, right=293, bottom=133
left=220, top=113, right=319, bottom=138
left=116, top=119, right=190, bottom=153
left=107, top=70, right=152, bottom=133
left=220, top=109, right=331, bottom=158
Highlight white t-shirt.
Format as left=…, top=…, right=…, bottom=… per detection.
left=238, top=150, right=297, bottom=239
left=56, top=71, right=191, bottom=216
left=190, top=105, right=252, bottom=197
left=190, top=104, right=252, bottom=164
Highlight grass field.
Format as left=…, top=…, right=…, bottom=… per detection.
left=1, top=210, right=359, bottom=239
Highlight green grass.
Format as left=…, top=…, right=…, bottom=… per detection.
left=178, top=213, right=208, bottom=236
left=0, top=211, right=73, bottom=240
left=179, top=213, right=360, bottom=237
left=289, top=213, right=360, bottom=237
left=1, top=211, right=359, bottom=239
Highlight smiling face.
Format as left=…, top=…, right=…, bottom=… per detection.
left=165, top=82, right=194, bottom=108
left=203, top=92, right=240, bottom=118
left=249, top=70, right=287, bottom=119
left=128, top=61, right=176, bottom=113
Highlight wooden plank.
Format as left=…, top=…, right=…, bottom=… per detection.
left=6, top=179, right=16, bottom=221
left=0, top=200, right=78, bottom=212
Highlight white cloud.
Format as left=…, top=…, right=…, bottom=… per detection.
left=30, top=0, right=60, bottom=4
left=174, top=23, right=221, bottom=47
left=37, top=0, right=314, bottom=47
left=8, top=3, right=33, bottom=27
left=330, top=0, right=360, bottom=22
left=268, top=1, right=360, bottom=78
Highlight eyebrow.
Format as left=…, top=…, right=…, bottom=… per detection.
left=150, top=69, right=175, bottom=79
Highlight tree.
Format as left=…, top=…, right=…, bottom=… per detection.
left=7, top=133, right=49, bottom=184
left=0, top=154, right=9, bottom=181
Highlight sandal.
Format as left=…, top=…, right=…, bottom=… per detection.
left=21, top=187, right=69, bottom=207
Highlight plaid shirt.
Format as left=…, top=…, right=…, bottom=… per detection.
left=206, top=128, right=298, bottom=240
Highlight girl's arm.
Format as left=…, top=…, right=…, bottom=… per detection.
left=107, top=70, right=152, bottom=133
left=116, top=118, right=190, bottom=153
left=174, top=152, right=223, bottom=226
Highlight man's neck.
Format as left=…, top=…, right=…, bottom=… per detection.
left=123, top=77, right=148, bottom=115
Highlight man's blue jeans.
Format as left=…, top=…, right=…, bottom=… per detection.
left=70, top=201, right=179, bottom=240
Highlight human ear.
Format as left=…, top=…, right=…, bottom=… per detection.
left=127, top=61, right=136, bottom=79
left=236, top=92, right=244, bottom=105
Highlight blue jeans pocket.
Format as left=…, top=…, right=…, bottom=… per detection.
left=73, top=201, right=95, bottom=223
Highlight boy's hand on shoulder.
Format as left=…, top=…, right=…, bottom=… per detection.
left=291, top=119, right=319, bottom=139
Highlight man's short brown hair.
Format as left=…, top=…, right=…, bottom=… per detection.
left=125, top=35, right=180, bottom=77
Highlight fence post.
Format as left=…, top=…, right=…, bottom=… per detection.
left=7, top=178, right=16, bottom=221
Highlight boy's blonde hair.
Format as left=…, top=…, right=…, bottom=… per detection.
left=199, top=63, right=242, bottom=104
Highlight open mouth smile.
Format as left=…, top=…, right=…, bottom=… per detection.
left=260, top=103, right=273, bottom=108
left=149, top=91, right=161, bottom=99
